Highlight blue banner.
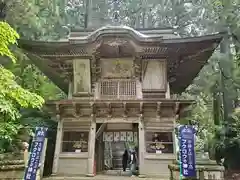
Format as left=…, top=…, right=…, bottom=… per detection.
left=24, top=127, right=48, bottom=180
left=179, top=125, right=196, bottom=177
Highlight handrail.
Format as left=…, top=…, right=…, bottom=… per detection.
left=95, top=79, right=141, bottom=100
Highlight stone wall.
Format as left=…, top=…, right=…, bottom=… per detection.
left=0, top=153, right=25, bottom=180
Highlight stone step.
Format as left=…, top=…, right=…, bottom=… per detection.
left=44, top=175, right=167, bottom=180
left=103, top=169, right=131, bottom=176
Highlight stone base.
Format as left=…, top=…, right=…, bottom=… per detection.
left=43, top=175, right=166, bottom=180
left=169, top=159, right=224, bottom=180
left=86, top=173, right=95, bottom=177
left=0, top=169, right=25, bottom=180
left=138, top=174, right=146, bottom=178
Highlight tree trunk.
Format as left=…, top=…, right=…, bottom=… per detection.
left=84, top=0, right=90, bottom=29
left=87, top=0, right=108, bottom=30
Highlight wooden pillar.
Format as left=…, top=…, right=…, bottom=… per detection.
left=136, top=80, right=143, bottom=99
left=173, top=102, right=180, bottom=158
left=138, top=102, right=146, bottom=177
left=39, top=138, right=48, bottom=178
left=68, top=81, right=73, bottom=99
left=87, top=115, right=96, bottom=176
left=52, top=115, right=63, bottom=175
left=165, top=83, right=170, bottom=99
left=96, top=135, right=104, bottom=172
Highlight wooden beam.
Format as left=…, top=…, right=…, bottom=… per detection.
left=52, top=107, right=63, bottom=175
left=87, top=114, right=96, bottom=176
left=97, top=117, right=139, bottom=123
left=174, top=102, right=180, bottom=114
left=175, top=102, right=180, bottom=120
left=139, top=102, right=143, bottom=115
left=56, top=103, right=60, bottom=115
left=138, top=113, right=145, bottom=176
left=123, top=102, right=127, bottom=118
left=107, top=102, right=112, bottom=118
left=73, top=102, right=78, bottom=117
left=47, top=99, right=194, bottom=105
left=156, top=102, right=161, bottom=118
left=96, top=123, right=107, bottom=139
left=90, top=102, right=96, bottom=116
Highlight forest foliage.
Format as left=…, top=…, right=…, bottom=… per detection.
left=0, top=21, right=44, bottom=152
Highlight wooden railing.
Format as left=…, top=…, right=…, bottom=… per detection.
left=95, top=79, right=142, bottom=100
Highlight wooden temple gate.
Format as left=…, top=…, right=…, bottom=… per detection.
left=18, top=26, right=223, bottom=178
left=45, top=99, right=192, bottom=177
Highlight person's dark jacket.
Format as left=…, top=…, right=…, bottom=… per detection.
left=122, top=150, right=129, bottom=171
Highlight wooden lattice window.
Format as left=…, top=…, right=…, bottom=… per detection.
left=99, top=79, right=137, bottom=99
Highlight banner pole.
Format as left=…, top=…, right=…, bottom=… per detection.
left=179, top=127, right=183, bottom=180
left=23, top=127, right=48, bottom=180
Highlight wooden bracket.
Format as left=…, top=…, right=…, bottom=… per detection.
left=139, top=102, right=143, bottom=117
left=56, top=103, right=61, bottom=120
left=123, top=102, right=127, bottom=118
left=175, top=102, right=180, bottom=119
left=175, top=102, right=180, bottom=114
left=107, top=102, right=112, bottom=118
left=73, top=103, right=79, bottom=117
left=90, top=102, right=96, bottom=117
left=56, top=103, right=60, bottom=114
left=157, top=102, right=161, bottom=118
left=139, top=113, right=143, bottom=122
left=134, top=54, right=142, bottom=79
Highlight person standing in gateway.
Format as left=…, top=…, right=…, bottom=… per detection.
left=129, top=149, right=138, bottom=177
left=122, top=149, right=129, bottom=172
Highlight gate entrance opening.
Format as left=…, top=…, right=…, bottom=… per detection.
left=95, top=123, right=139, bottom=175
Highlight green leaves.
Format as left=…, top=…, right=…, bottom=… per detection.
left=0, top=22, right=45, bottom=152
left=0, top=22, right=19, bottom=62
left=0, top=66, right=44, bottom=109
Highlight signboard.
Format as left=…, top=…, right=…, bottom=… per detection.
left=179, top=125, right=196, bottom=178
left=24, top=127, right=48, bottom=180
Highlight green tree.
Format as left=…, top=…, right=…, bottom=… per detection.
left=0, top=22, right=44, bottom=152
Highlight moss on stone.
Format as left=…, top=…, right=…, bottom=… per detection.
left=0, top=160, right=24, bottom=165
left=0, top=164, right=25, bottom=171
left=0, top=153, right=25, bottom=171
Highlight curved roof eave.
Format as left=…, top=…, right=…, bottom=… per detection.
left=17, top=32, right=224, bottom=94
left=163, top=32, right=224, bottom=44
left=18, top=32, right=224, bottom=49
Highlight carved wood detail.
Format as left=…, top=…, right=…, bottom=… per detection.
left=174, top=102, right=180, bottom=120
left=49, top=61, right=73, bottom=81
left=139, top=102, right=143, bottom=118
left=91, top=51, right=101, bottom=91
left=90, top=102, right=96, bottom=116
left=52, top=101, right=192, bottom=125
left=141, top=46, right=168, bottom=55
left=107, top=102, right=112, bottom=118
left=72, top=103, right=78, bottom=117
left=142, top=59, right=148, bottom=79
left=56, top=103, right=61, bottom=119
left=139, top=101, right=143, bottom=121
left=156, top=102, right=161, bottom=118
left=134, top=55, right=142, bottom=80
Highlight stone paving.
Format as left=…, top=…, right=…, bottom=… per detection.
left=43, top=175, right=167, bottom=180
